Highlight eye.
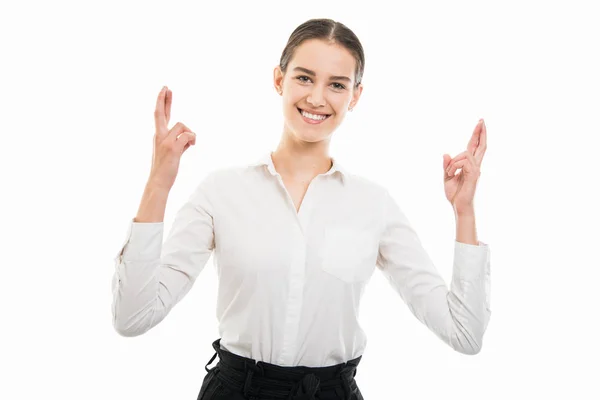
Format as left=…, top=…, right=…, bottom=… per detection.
left=296, top=75, right=312, bottom=83
left=295, top=75, right=346, bottom=90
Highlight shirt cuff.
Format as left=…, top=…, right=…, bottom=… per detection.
left=114, top=218, right=164, bottom=263
left=453, top=240, right=490, bottom=281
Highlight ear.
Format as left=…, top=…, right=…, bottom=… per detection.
left=349, top=83, right=363, bottom=109
left=273, top=65, right=284, bottom=94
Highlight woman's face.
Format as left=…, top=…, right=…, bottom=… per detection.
left=274, top=39, right=363, bottom=143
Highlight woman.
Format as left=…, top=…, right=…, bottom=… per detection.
left=112, top=18, right=491, bottom=400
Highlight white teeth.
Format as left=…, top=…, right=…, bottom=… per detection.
left=301, top=109, right=328, bottom=120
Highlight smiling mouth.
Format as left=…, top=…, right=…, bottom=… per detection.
left=297, top=107, right=332, bottom=120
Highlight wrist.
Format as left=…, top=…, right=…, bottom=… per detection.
left=454, top=206, right=475, bottom=218
left=146, top=179, right=172, bottom=193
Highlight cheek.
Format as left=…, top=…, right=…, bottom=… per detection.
left=286, top=87, right=308, bottom=103
left=331, top=95, right=350, bottom=110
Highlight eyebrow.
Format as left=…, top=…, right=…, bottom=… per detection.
left=292, top=66, right=351, bottom=82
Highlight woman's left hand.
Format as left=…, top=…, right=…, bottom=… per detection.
left=443, top=119, right=487, bottom=214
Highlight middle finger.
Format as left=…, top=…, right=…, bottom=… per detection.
left=165, top=88, right=172, bottom=126
left=474, top=119, right=487, bottom=163
left=154, top=86, right=168, bottom=134
left=467, top=119, right=484, bottom=155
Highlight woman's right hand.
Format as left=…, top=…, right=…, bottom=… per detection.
left=148, top=86, right=196, bottom=191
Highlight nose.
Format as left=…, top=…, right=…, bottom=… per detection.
left=307, top=85, right=326, bottom=108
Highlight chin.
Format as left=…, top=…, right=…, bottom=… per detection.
left=285, top=123, right=329, bottom=142
left=300, top=129, right=335, bottom=143
left=300, top=135, right=328, bottom=143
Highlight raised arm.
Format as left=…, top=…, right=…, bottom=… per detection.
left=376, top=189, right=491, bottom=355
left=111, top=175, right=216, bottom=337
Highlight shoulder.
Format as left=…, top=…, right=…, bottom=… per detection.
left=194, top=165, right=246, bottom=189
left=194, top=162, right=264, bottom=195
left=343, top=170, right=389, bottom=198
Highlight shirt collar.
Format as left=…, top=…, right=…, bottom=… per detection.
left=249, top=151, right=347, bottom=184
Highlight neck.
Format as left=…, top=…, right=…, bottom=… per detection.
left=271, top=139, right=332, bottom=180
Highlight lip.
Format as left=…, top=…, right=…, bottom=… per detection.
left=297, top=107, right=331, bottom=116
left=297, top=107, right=331, bottom=124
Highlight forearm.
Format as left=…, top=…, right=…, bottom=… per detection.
left=454, top=209, right=478, bottom=245
left=135, top=183, right=170, bottom=223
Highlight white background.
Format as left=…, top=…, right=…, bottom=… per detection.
left=2, top=0, right=599, bottom=399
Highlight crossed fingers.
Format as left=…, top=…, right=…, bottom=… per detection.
left=446, top=119, right=487, bottom=176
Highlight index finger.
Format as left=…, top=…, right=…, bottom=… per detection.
left=474, top=119, right=487, bottom=162
left=467, top=119, right=483, bottom=155
left=165, top=88, right=172, bottom=126
left=154, top=86, right=168, bottom=134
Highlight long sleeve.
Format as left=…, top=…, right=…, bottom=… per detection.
left=111, top=175, right=216, bottom=337
left=376, top=189, right=491, bottom=355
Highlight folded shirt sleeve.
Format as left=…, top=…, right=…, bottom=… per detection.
left=376, top=189, right=491, bottom=355
left=111, top=174, right=216, bottom=337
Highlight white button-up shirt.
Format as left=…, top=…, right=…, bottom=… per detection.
left=112, top=151, right=491, bottom=366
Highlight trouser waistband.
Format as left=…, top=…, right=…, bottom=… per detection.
left=204, top=338, right=361, bottom=400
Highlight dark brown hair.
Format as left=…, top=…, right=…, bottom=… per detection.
left=279, top=18, right=365, bottom=89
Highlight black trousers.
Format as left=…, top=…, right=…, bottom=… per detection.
left=197, top=338, right=364, bottom=400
